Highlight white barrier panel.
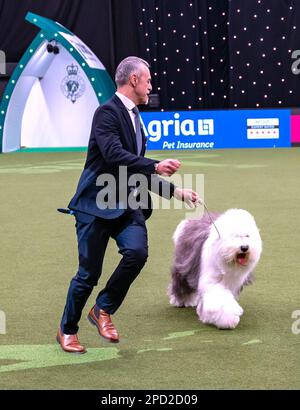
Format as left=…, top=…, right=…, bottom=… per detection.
left=0, top=12, right=115, bottom=153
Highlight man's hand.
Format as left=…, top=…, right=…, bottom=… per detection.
left=155, top=159, right=181, bottom=176
left=174, top=188, right=202, bottom=208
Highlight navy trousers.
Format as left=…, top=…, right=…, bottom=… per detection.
left=61, top=210, right=148, bottom=334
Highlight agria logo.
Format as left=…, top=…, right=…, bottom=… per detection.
left=141, top=112, right=214, bottom=142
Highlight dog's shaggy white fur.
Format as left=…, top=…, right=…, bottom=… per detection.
left=168, top=209, right=262, bottom=329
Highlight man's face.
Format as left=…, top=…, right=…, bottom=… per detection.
left=134, top=65, right=152, bottom=105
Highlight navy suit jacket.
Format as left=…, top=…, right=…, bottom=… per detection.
left=68, top=94, right=175, bottom=219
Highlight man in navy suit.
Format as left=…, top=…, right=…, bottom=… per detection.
left=57, top=56, right=200, bottom=353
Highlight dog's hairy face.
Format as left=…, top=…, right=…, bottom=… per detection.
left=214, top=209, right=262, bottom=268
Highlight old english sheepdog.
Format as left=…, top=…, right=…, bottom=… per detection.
left=168, top=209, right=262, bottom=329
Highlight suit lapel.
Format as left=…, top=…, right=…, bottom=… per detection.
left=141, top=126, right=147, bottom=156
left=112, top=95, right=138, bottom=155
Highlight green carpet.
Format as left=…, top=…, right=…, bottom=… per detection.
left=0, top=148, right=299, bottom=389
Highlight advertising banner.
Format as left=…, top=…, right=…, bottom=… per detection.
left=291, top=114, right=300, bottom=144
left=141, top=108, right=291, bottom=150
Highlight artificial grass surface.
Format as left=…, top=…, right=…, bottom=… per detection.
left=0, top=148, right=299, bottom=389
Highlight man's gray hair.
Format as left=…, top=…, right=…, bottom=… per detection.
left=115, top=56, right=150, bottom=87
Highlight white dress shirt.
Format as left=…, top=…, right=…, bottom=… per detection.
left=115, top=92, right=138, bottom=132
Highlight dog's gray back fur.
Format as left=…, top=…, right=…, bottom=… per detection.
left=170, top=212, right=220, bottom=300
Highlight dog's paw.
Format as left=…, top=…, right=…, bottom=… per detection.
left=169, top=294, right=184, bottom=307
left=225, top=299, right=244, bottom=317
left=198, top=307, right=240, bottom=329
left=234, top=304, right=244, bottom=317
left=182, top=292, right=199, bottom=307
left=216, top=313, right=240, bottom=329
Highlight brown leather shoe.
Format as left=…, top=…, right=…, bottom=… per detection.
left=56, top=328, right=86, bottom=354
left=88, top=306, right=119, bottom=343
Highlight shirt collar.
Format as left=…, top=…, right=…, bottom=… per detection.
left=115, top=92, right=135, bottom=111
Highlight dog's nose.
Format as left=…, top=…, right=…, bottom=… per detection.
left=240, top=245, right=249, bottom=253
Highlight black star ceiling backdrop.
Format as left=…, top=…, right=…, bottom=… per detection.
left=0, top=0, right=300, bottom=110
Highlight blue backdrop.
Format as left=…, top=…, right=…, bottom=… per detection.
left=141, top=108, right=291, bottom=150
